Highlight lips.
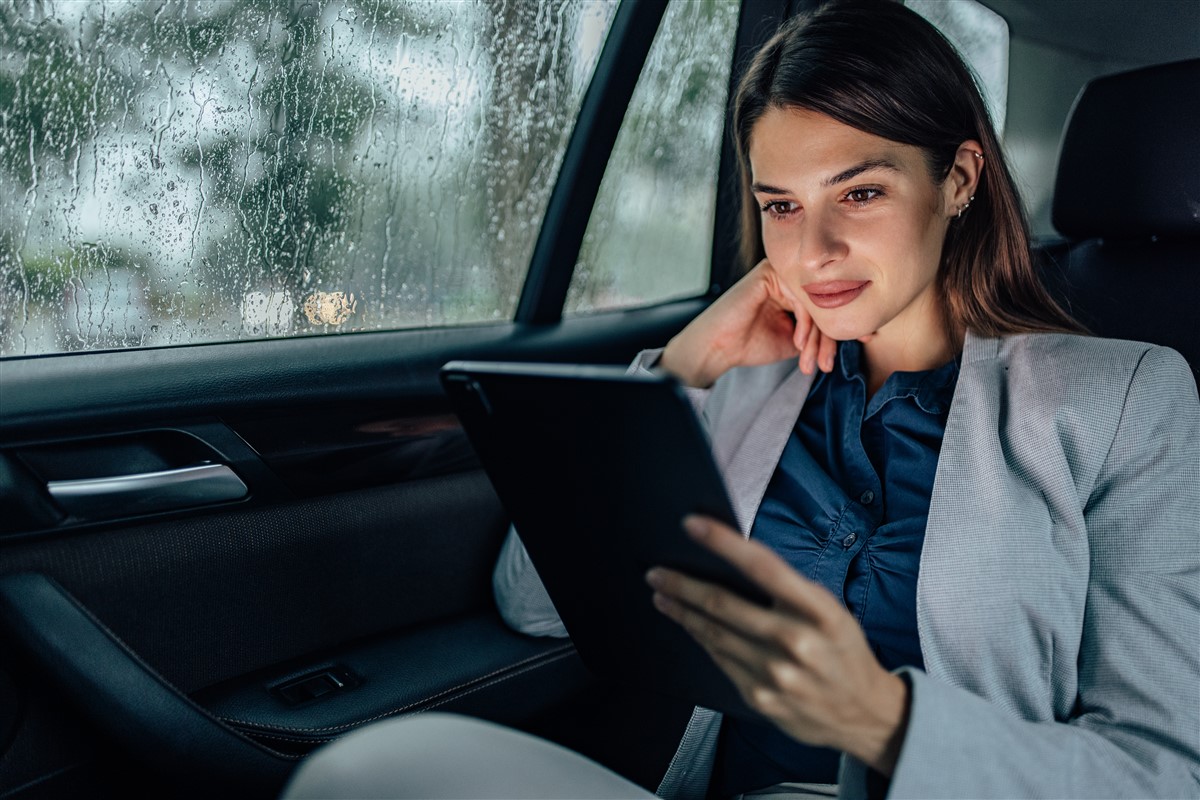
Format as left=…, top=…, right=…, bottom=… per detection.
left=803, top=280, right=870, bottom=309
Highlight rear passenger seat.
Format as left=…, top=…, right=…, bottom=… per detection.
left=1036, top=58, right=1200, bottom=380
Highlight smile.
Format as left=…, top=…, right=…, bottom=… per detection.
left=802, top=280, right=870, bottom=308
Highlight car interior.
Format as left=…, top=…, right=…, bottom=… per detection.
left=0, top=0, right=1196, bottom=798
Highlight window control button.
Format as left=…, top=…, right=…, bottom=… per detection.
left=272, top=666, right=359, bottom=706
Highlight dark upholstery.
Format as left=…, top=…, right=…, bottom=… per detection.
left=1052, top=59, right=1200, bottom=239
left=1040, top=58, right=1200, bottom=379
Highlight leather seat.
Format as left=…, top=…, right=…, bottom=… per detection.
left=1037, top=58, right=1200, bottom=380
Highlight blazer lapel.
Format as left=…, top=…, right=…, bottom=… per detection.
left=714, top=334, right=997, bottom=540
left=720, top=367, right=814, bottom=535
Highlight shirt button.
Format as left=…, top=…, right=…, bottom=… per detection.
left=842, top=532, right=858, bottom=548
left=859, top=490, right=875, bottom=505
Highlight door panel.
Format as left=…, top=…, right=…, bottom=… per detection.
left=0, top=0, right=753, bottom=792
left=0, top=304, right=704, bottom=797
left=3, top=473, right=507, bottom=693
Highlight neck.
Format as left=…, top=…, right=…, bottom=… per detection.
left=859, top=301, right=959, bottom=396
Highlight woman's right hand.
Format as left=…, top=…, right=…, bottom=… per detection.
left=659, top=260, right=837, bottom=388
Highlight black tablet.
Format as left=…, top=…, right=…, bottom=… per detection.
left=440, top=360, right=765, bottom=720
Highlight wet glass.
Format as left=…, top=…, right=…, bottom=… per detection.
left=0, top=0, right=617, bottom=355
left=566, top=0, right=739, bottom=316
left=906, top=0, right=1009, bottom=132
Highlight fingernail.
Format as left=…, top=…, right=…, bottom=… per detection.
left=645, top=568, right=664, bottom=588
left=652, top=592, right=675, bottom=614
left=683, top=516, right=710, bottom=540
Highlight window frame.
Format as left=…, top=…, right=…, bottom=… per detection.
left=709, top=0, right=796, bottom=297
left=514, top=0, right=667, bottom=325
left=0, top=0, right=784, bottom=457
left=520, top=0, right=798, bottom=324
left=0, top=0, right=794, bottom=360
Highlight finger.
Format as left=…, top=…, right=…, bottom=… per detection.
left=709, top=649, right=790, bottom=718
left=707, top=644, right=818, bottom=724
left=654, top=600, right=784, bottom=716
left=762, top=260, right=801, bottom=308
left=799, top=321, right=820, bottom=374
left=648, top=566, right=787, bottom=646
left=683, top=515, right=844, bottom=624
left=650, top=586, right=782, bottom=673
left=817, top=331, right=837, bottom=373
left=758, top=260, right=788, bottom=307
left=785, top=297, right=812, bottom=350
left=792, top=304, right=812, bottom=353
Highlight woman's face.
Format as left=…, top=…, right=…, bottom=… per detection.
left=748, top=107, right=962, bottom=347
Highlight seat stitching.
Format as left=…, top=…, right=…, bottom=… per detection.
left=33, top=576, right=293, bottom=761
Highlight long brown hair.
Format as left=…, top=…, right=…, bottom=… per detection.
left=732, top=0, right=1083, bottom=337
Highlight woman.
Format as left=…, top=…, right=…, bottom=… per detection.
left=286, top=2, right=1199, bottom=798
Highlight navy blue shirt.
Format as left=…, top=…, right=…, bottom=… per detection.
left=711, top=341, right=958, bottom=797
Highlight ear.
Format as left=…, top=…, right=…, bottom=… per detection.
left=943, top=140, right=985, bottom=218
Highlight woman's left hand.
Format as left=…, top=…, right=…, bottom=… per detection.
left=646, top=515, right=910, bottom=776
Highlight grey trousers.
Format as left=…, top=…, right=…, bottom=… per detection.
left=282, top=713, right=657, bottom=799
left=282, top=713, right=839, bottom=800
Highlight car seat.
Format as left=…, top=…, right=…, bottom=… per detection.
left=1037, top=58, right=1200, bottom=381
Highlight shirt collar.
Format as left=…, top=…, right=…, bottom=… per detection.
left=835, top=340, right=959, bottom=417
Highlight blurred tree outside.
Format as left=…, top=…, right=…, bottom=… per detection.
left=568, top=0, right=737, bottom=315
left=478, top=0, right=579, bottom=314
left=0, top=0, right=616, bottom=356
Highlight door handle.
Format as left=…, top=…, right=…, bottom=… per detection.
left=47, top=463, right=248, bottom=518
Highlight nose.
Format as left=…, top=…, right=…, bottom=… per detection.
left=779, top=209, right=847, bottom=275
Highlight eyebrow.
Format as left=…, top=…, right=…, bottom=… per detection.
left=751, top=158, right=901, bottom=195
left=823, top=158, right=900, bottom=187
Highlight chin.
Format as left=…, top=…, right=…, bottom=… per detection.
left=814, top=316, right=877, bottom=343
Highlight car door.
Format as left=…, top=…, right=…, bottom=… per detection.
left=0, top=1, right=788, bottom=796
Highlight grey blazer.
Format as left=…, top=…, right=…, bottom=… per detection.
left=492, top=331, right=1200, bottom=799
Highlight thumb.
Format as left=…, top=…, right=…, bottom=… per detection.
left=760, top=267, right=810, bottom=350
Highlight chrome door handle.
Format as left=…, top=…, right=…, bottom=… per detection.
left=47, top=463, right=248, bottom=518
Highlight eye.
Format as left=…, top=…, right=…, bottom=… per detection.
left=759, top=200, right=798, bottom=220
left=843, top=187, right=883, bottom=206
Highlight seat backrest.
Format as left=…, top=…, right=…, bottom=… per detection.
left=1037, top=58, right=1200, bottom=380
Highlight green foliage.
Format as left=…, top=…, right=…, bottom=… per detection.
left=237, top=153, right=350, bottom=285
left=203, top=6, right=375, bottom=289
left=3, top=242, right=145, bottom=307
left=261, top=64, right=375, bottom=146
left=112, top=1, right=241, bottom=64
left=0, top=0, right=637, bottom=349
left=362, top=0, right=455, bottom=39
left=0, top=9, right=124, bottom=186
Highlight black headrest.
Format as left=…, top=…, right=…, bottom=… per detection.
left=1052, top=58, right=1200, bottom=241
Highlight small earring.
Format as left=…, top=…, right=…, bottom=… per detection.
left=972, top=152, right=984, bottom=160
left=957, top=195, right=974, bottom=218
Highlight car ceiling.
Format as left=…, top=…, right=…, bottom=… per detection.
left=982, top=0, right=1200, bottom=65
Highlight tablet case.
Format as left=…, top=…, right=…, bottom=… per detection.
left=441, top=360, right=764, bottom=720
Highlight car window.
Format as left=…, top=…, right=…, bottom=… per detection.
left=565, top=0, right=740, bottom=316
left=0, top=0, right=618, bottom=356
left=906, top=0, right=1009, bottom=134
